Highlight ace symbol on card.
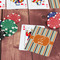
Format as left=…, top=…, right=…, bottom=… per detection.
left=46, top=4, right=48, bottom=8
left=23, top=26, right=25, bottom=30
left=19, top=24, right=45, bottom=51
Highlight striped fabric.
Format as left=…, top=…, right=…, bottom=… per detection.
left=49, top=0, right=60, bottom=8
left=25, top=26, right=57, bottom=57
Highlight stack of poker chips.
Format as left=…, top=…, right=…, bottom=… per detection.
left=0, top=20, right=6, bottom=40
left=0, top=13, right=21, bottom=40
left=47, top=12, right=60, bottom=29
left=32, top=0, right=43, bottom=5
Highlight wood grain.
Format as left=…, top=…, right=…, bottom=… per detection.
left=0, top=10, right=2, bottom=20
left=29, top=9, right=60, bottom=60
left=1, top=9, right=32, bottom=60
left=0, top=9, right=2, bottom=60
left=1, top=1, right=60, bottom=60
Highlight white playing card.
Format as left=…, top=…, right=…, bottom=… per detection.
left=19, top=24, right=45, bottom=51
left=0, top=0, right=5, bottom=9
left=7, top=0, right=27, bottom=9
left=28, top=0, right=50, bottom=9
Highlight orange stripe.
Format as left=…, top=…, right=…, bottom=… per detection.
left=38, top=29, right=49, bottom=55
left=42, top=46, right=47, bottom=55
left=38, top=45, right=42, bottom=54
left=47, top=45, right=52, bottom=56
left=53, top=0, right=56, bottom=8
left=57, top=0, right=60, bottom=8
left=49, top=30, right=53, bottom=39
left=32, top=27, right=39, bottom=52
left=35, top=27, right=39, bottom=36
left=45, top=29, right=48, bottom=36
left=28, top=41, right=33, bottom=50
left=28, top=27, right=39, bottom=51
left=47, top=32, right=57, bottom=56
left=33, top=44, right=37, bottom=52
left=37, top=28, right=45, bottom=54
left=53, top=32, right=57, bottom=42
left=40, top=28, right=44, bottom=35
left=42, top=30, right=53, bottom=55
left=59, top=0, right=60, bottom=8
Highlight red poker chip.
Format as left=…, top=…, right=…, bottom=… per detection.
left=3, top=13, right=21, bottom=24
left=47, top=13, right=60, bottom=29
left=3, top=16, right=7, bottom=20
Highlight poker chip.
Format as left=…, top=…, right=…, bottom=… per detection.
left=3, top=13, right=21, bottom=24
left=1, top=19, right=18, bottom=36
left=0, top=30, right=6, bottom=40
left=47, top=13, right=60, bottom=29
left=47, top=12, right=57, bottom=19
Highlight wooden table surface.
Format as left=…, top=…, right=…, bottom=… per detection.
left=0, top=9, right=60, bottom=60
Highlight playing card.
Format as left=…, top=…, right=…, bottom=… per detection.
left=28, top=0, right=50, bottom=9
left=0, top=0, right=5, bottom=9
left=25, top=26, right=58, bottom=56
left=7, top=0, right=27, bottom=9
left=19, top=24, right=45, bottom=51
left=49, top=0, right=60, bottom=8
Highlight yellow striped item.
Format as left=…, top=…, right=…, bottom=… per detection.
left=49, top=0, right=60, bottom=8
left=25, top=26, right=58, bottom=57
